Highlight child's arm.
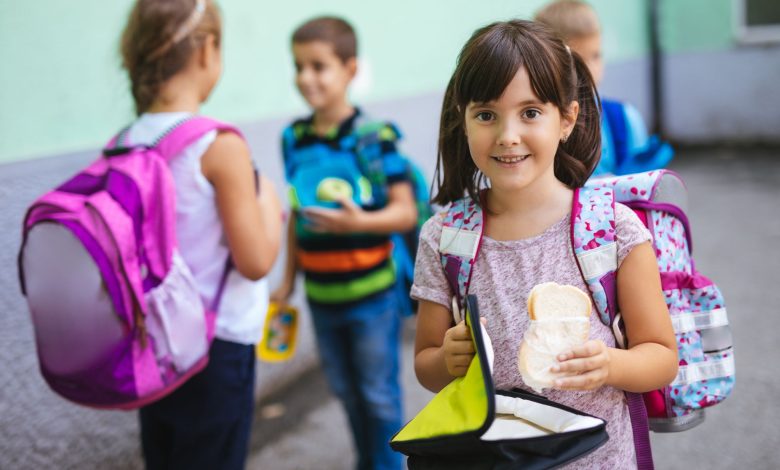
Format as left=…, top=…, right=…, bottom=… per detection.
left=414, top=300, right=476, bottom=392
left=270, top=214, right=299, bottom=302
left=201, top=132, right=282, bottom=280
left=257, top=172, right=284, bottom=260
left=300, top=181, right=417, bottom=234
left=552, top=241, right=678, bottom=392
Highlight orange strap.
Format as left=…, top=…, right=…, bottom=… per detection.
left=297, top=242, right=392, bottom=273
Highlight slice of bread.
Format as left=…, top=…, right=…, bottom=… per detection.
left=518, top=282, right=592, bottom=392
left=527, top=282, right=591, bottom=321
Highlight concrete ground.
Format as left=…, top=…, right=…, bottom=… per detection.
left=246, top=146, right=780, bottom=470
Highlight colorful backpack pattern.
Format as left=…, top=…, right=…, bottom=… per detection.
left=438, top=170, right=734, bottom=470
left=582, top=171, right=734, bottom=431
left=18, top=116, right=238, bottom=409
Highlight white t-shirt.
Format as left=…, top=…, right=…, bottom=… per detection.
left=128, top=112, right=268, bottom=345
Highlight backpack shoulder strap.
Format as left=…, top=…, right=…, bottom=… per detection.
left=154, top=116, right=244, bottom=161
left=351, top=116, right=400, bottom=192
left=439, top=194, right=485, bottom=323
left=571, top=185, right=618, bottom=327
left=601, top=98, right=629, bottom=169
left=574, top=184, right=654, bottom=469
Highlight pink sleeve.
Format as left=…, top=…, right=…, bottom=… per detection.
left=615, top=202, right=653, bottom=267
left=410, top=212, right=454, bottom=310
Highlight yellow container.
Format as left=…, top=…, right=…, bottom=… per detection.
left=256, top=302, right=298, bottom=362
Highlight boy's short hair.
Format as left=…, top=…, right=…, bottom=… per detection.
left=291, top=16, right=357, bottom=62
left=534, top=0, right=600, bottom=41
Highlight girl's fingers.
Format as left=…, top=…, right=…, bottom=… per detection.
left=556, top=340, right=605, bottom=362
left=449, top=321, right=471, bottom=338
left=550, top=356, right=603, bottom=374
left=553, top=370, right=604, bottom=390
left=447, top=339, right=475, bottom=355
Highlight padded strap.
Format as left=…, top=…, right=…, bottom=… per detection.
left=155, top=116, right=244, bottom=161
left=571, top=187, right=618, bottom=326
left=439, top=194, right=485, bottom=316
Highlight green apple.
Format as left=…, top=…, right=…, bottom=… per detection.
left=316, top=177, right=354, bottom=202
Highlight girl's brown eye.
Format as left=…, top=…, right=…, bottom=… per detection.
left=524, top=110, right=540, bottom=119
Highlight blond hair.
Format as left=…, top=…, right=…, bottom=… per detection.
left=534, top=0, right=600, bottom=42
left=120, top=0, right=222, bottom=115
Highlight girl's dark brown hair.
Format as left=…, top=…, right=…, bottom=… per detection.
left=120, top=0, right=221, bottom=115
left=433, top=19, right=601, bottom=205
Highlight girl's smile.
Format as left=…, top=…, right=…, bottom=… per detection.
left=491, top=153, right=531, bottom=165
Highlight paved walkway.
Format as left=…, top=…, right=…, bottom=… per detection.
left=246, top=147, right=780, bottom=470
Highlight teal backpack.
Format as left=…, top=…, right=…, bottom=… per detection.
left=282, top=115, right=432, bottom=315
left=352, top=118, right=433, bottom=316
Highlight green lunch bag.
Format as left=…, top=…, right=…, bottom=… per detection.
left=390, top=295, right=609, bottom=470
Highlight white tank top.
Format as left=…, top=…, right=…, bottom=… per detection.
left=128, top=112, right=268, bottom=345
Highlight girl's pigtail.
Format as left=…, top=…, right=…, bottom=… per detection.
left=555, top=49, right=602, bottom=185
left=433, top=77, right=478, bottom=206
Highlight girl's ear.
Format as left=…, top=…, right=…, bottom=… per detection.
left=199, top=34, right=218, bottom=69
left=561, top=100, right=580, bottom=140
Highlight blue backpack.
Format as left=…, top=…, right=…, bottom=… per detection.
left=595, top=98, right=674, bottom=176
left=282, top=116, right=432, bottom=315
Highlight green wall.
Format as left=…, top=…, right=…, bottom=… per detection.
left=0, top=0, right=737, bottom=164
left=660, top=0, right=734, bottom=51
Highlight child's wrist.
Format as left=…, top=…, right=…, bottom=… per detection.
left=351, top=210, right=369, bottom=232
left=604, top=347, right=620, bottom=387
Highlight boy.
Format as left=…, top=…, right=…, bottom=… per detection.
left=535, top=0, right=674, bottom=176
left=271, top=16, right=416, bottom=470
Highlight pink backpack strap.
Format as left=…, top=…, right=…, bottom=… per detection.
left=571, top=186, right=654, bottom=470
left=103, top=125, right=133, bottom=154
left=102, top=116, right=244, bottom=158
left=154, top=116, right=244, bottom=160
left=570, top=186, right=618, bottom=327
left=439, top=193, right=486, bottom=322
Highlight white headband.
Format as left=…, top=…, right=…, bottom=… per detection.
left=149, top=0, right=207, bottom=59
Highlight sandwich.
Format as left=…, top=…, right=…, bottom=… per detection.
left=517, top=282, right=592, bottom=392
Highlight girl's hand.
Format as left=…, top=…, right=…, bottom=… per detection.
left=270, top=283, right=292, bottom=304
left=301, top=197, right=365, bottom=234
left=550, top=339, right=612, bottom=391
left=442, top=320, right=479, bottom=377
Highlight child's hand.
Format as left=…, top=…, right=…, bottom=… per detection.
left=270, top=284, right=292, bottom=303
left=442, top=320, right=480, bottom=377
left=301, top=197, right=365, bottom=234
left=550, top=339, right=612, bottom=391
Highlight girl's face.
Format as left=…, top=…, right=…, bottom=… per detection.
left=464, top=67, right=577, bottom=195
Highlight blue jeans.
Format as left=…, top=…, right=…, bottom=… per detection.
left=309, top=288, right=404, bottom=470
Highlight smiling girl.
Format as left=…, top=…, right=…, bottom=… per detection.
left=411, top=20, right=677, bottom=469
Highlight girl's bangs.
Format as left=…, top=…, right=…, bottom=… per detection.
left=456, top=32, right=523, bottom=106
left=455, top=24, right=563, bottom=108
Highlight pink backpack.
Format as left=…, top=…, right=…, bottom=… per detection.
left=439, top=170, right=734, bottom=470
left=18, top=116, right=241, bottom=409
